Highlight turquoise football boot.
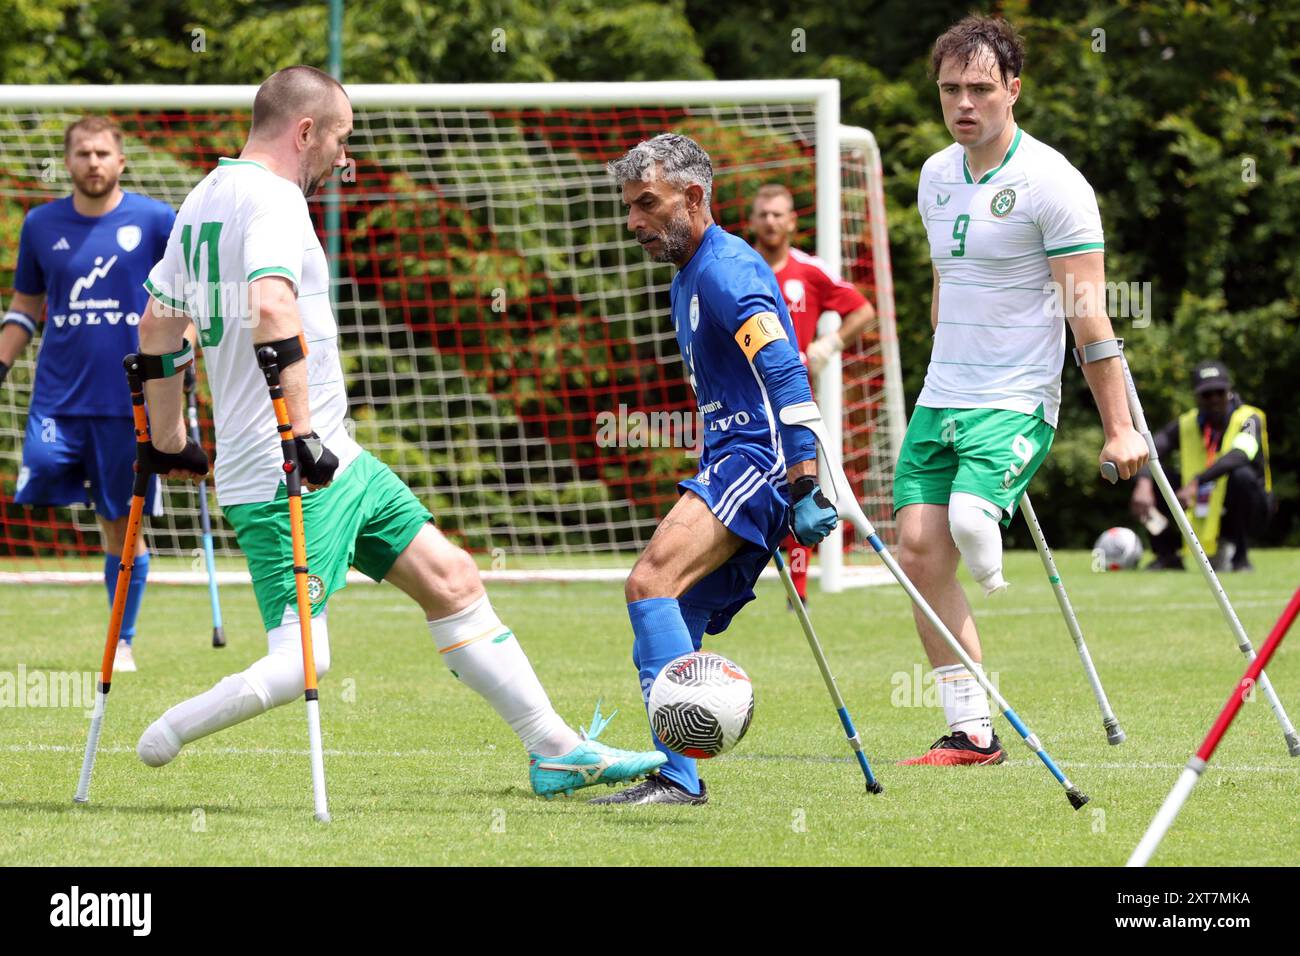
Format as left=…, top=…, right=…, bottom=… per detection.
left=529, top=700, right=667, bottom=799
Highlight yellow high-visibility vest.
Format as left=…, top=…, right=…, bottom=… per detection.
left=1178, top=404, right=1270, bottom=555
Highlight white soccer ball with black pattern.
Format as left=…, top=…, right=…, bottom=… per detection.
left=1094, top=526, right=1144, bottom=571
left=648, top=651, right=754, bottom=758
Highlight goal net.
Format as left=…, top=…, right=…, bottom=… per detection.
left=0, top=82, right=902, bottom=586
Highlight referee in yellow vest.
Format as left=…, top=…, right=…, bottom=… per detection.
left=1131, top=360, right=1273, bottom=572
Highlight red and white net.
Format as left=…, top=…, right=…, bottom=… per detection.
left=0, top=98, right=898, bottom=570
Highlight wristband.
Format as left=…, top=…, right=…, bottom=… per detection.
left=3, top=310, right=36, bottom=337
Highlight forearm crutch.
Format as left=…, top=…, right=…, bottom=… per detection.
left=1019, top=493, right=1125, bottom=745
left=1094, top=341, right=1299, bottom=757
left=772, top=550, right=883, bottom=794
left=75, top=355, right=152, bottom=804
left=256, top=345, right=331, bottom=822
left=185, top=365, right=226, bottom=648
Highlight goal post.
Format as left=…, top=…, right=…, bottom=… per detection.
left=0, top=81, right=902, bottom=586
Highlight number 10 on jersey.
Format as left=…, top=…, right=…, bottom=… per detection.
left=181, top=221, right=225, bottom=347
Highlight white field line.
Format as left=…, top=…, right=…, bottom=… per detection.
left=7, top=742, right=1298, bottom=775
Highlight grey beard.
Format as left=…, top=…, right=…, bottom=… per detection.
left=652, top=213, right=694, bottom=265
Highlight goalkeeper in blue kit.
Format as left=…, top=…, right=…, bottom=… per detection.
left=595, top=134, right=838, bottom=805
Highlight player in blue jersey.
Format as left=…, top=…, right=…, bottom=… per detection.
left=0, top=117, right=176, bottom=671
left=593, top=134, right=839, bottom=805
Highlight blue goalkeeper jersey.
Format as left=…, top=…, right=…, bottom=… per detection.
left=13, top=191, right=175, bottom=418
left=671, top=224, right=812, bottom=475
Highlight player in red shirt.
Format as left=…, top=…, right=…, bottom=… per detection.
left=750, top=183, right=876, bottom=603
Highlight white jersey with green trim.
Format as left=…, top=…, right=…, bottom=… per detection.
left=917, top=127, right=1104, bottom=427
left=145, top=158, right=361, bottom=506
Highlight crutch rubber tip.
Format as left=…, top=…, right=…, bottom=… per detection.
left=1105, top=721, right=1126, bottom=746
left=72, top=795, right=89, bottom=804
left=866, top=780, right=884, bottom=795
left=1066, top=787, right=1090, bottom=810
left=1285, top=731, right=1300, bottom=758
left=212, top=626, right=226, bottom=648
left=314, top=811, right=332, bottom=823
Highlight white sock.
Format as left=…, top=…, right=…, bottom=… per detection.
left=934, top=662, right=993, bottom=747
left=428, top=594, right=579, bottom=757
left=949, top=492, right=1009, bottom=596
left=137, top=607, right=330, bottom=767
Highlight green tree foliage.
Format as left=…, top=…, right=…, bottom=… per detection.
left=2, top=0, right=1295, bottom=546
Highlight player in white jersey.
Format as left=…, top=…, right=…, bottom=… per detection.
left=130, top=65, right=664, bottom=800
left=895, top=17, right=1148, bottom=765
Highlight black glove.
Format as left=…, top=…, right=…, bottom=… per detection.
left=295, top=432, right=339, bottom=485
left=139, top=437, right=210, bottom=477
left=183, top=362, right=197, bottom=393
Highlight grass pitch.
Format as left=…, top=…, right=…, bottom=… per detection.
left=2, top=550, right=1298, bottom=866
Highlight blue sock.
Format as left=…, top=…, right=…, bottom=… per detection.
left=105, top=551, right=150, bottom=645
left=628, top=597, right=700, bottom=795
left=680, top=603, right=711, bottom=651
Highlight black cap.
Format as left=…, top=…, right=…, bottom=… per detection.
left=1192, top=360, right=1232, bottom=394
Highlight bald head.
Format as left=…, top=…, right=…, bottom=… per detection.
left=245, top=65, right=353, bottom=198
left=251, top=65, right=349, bottom=138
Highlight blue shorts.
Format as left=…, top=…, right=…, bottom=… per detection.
left=678, top=451, right=790, bottom=635
left=14, top=414, right=160, bottom=522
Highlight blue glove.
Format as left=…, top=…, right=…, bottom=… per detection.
left=789, top=475, right=838, bottom=545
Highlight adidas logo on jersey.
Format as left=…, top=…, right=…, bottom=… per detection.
left=52, top=237, right=71, bottom=251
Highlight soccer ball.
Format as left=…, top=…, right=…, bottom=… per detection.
left=648, top=651, right=755, bottom=758
left=1094, top=527, right=1144, bottom=571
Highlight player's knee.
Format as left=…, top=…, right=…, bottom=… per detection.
left=897, top=525, right=941, bottom=586
left=440, top=546, right=484, bottom=615
left=625, top=557, right=669, bottom=604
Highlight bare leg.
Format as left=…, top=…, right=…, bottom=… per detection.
left=383, top=522, right=482, bottom=619
left=97, top=514, right=147, bottom=558
left=625, top=490, right=745, bottom=602
left=896, top=503, right=982, bottom=666
left=897, top=503, right=996, bottom=751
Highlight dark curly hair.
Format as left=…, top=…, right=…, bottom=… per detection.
left=930, top=15, right=1025, bottom=86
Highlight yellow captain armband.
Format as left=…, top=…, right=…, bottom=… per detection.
left=734, top=311, right=788, bottom=361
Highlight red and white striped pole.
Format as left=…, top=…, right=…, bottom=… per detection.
left=1128, top=585, right=1300, bottom=866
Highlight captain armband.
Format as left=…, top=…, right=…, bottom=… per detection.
left=138, top=340, right=196, bottom=380
left=2, top=310, right=36, bottom=337
left=254, top=334, right=309, bottom=372
left=734, top=311, right=788, bottom=362
left=1071, top=337, right=1123, bottom=367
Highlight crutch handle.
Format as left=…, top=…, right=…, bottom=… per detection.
left=1100, top=461, right=1119, bottom=484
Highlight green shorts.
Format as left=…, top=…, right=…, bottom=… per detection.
left=223, top=450, right=433, bottom=630
left=893, top=406, right=1055, bottom=527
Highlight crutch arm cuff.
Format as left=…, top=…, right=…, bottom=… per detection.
left=138, top=341, right=196, bottom=380
left=1072, top=337, right=1124, bottom=367
left=256, top=334, right=308, bottom=372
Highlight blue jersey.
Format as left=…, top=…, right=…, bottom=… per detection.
left=13, top=191, right=175, bottom=418
left=671, top=225, right=809, bottom=475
